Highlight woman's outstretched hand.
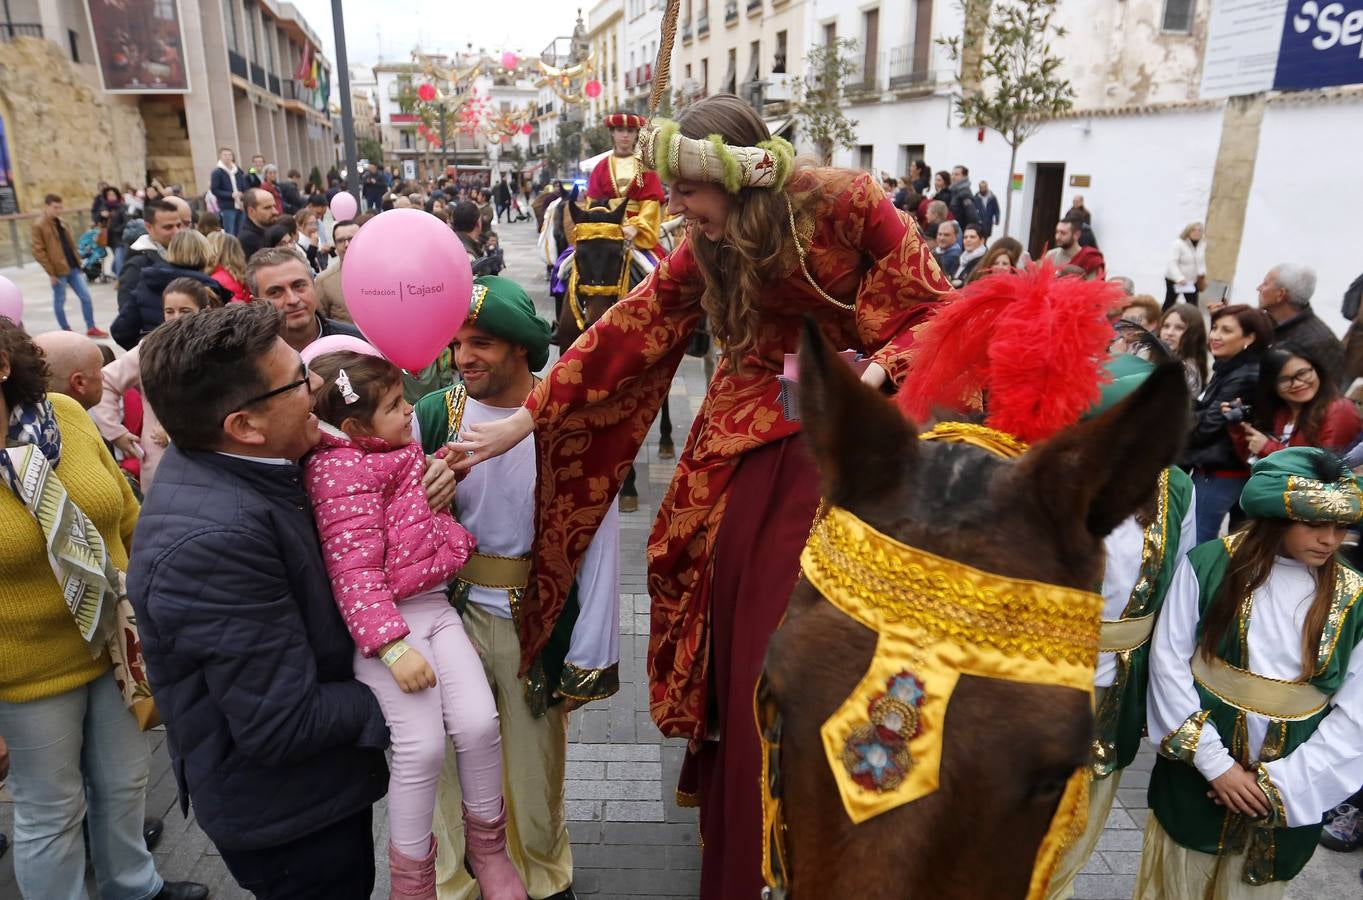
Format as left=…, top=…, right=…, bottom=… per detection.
left=861, top=361, right=888, bottom=390
left=448, top=407, right=536, bottom=473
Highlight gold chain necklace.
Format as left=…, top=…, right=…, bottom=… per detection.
left=786, top=196, right=854, bottom=311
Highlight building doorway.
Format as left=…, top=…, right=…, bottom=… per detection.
left=1027, top=162, right=1065, bottom=261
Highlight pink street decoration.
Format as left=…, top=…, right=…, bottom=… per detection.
left=501, top=51, right=518, bottom=70
left=341, top=209, right=473, bottom=370
left=329, top=191, right=358, bottom=221
left=0, top=275, right=22, bottom=326
left=521, top=123, right=533, bottom=135
left=584, top=79, right=603, bottom=99
left=418, top=82, right=437, bottom=102
left=301, top=334, right=384, bottom=365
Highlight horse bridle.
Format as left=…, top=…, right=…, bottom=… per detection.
left=566, top=221, right=633, bottom=330
left=757, top=425, right=1104, bottom=900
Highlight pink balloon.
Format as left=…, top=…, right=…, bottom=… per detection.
left=340, top=209, right=472, bottom=370
left=0, top=275, right=21, bottom=326
left=301, top=334, right=383, bottom=365
left=330, top=192, right=358, bottom=222
left=501, top=51, right=518, bottom=70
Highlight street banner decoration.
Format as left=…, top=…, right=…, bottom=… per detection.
left=1201, top=0, right=1363, bottom=98
left=83, top=0, right=190, bottom=93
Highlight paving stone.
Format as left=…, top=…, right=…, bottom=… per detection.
left=1101, top=850, right=1144, bottom=875
left=568, top=743, right=661, bottom=762
left=604, top=800, right=667, bottom=822
left=574, top=842, right=669, bottom=869
left=606, top=760, right=663, bottom=781
left=566, top=779, right=661, bottom=800
left=567, top=800, right=603, bottom=822
left=1072, top=872, right=1137, bottom=899
left=1095, top=828, right=1145, bottom=852
left=566, top=760, right=607, bottom=780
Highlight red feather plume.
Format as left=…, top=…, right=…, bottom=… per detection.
left=899, top=262, right=1122, bottom=444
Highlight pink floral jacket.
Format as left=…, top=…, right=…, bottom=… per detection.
left=303, top=426, right=474, bottom=657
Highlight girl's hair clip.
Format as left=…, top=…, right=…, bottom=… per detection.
left=335, top=369, right=360, bottom=405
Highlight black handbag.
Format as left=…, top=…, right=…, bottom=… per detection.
left=686, top=316, right=711, bottom=358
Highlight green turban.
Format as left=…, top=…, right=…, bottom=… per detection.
left=1085, top=353, right=1155, bottom=420
left=465, top=275, right=553, bottom=371
left=1238, top=447, right=1362, bottom=525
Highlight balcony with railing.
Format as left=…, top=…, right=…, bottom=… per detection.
left=747, top=0, right=761, bottom=13
left=724, top=0, right=738, bottom=25
left=888, top=45, right=935, bottom=92
left=268, top=73, right=281, bottom=96
left=845, top=52, right=885, bottom=99
left=228, top=50, right=248, bottom=79
left=681, top=18, right=692, bottom=42
left=697, top=13, right=710, bottom=36
left=0, top=23, right=42, bottom=41
left=250, top=62, right=267, bottom=89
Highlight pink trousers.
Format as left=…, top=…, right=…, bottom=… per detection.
left=354, top=591, right=503, bottom=857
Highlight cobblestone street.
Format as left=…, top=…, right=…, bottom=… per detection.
left=0, top=217, right=1355, bottom=898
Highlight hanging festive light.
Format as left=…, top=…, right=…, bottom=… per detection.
left=584, top=79, right=603, bottom=99
left=418, top=82, right=437, bottom=102
left=501, top=51, right=518, bottom=70
left=522, top=123, right=533, bottom=135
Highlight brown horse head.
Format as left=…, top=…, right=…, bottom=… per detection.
left=556, top=199, right=631, bottom=348
left=761, top=323, right=1189, bottom=898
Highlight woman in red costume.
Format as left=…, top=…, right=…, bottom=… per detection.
left=452, top=94, right=953, bottom=897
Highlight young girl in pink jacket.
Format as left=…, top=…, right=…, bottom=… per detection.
left=303, top=349, right=526, bottom=900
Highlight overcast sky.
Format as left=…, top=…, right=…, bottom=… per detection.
left=290, top=0, right=581, bottom=72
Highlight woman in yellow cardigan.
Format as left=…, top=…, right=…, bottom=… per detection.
left=0, top=319, right=205, bottom=900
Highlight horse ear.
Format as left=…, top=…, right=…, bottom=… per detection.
left=609, top=198, right=629, bottom=224
left=1013, top=362, right=1189, bottom=540
left=798, top=318, right=917, bottom=507
left=565, top=200, right=581, bottom=226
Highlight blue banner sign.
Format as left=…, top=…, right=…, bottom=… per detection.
left=1275, top=1, right=1363, bottom=90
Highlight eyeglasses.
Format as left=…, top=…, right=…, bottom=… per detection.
left=235, top=362, right=312, bottom=410
left=1277, top=366, right=1316, bottom=389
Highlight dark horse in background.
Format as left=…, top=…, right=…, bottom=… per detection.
left=555, top=197, right=675, bottom=513
left=759, top=325, right=1189, bottom=897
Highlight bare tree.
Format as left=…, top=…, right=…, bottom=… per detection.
left=939, top=0, right=1074, bottom=233
left=791, top=38, right=860, bottom=165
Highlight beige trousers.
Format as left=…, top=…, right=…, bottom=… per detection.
left=433, top=603, right=573, bottom=900
left=1046, top=766, right=1124, bottom=900
left=1132, top=816, right=1287, bottom=900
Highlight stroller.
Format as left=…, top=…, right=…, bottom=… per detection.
left=77, top=227, right=112, bottom=283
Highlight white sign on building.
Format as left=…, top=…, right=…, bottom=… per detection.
left=1199, top=0, right=1288, bottom=99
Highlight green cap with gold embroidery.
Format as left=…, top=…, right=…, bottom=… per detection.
left=1238, top=447, right=1362, bottom=525
left=465, top=275, right=553, bottom=371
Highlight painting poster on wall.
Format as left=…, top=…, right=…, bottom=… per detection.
left=84, top=0, right=191, bottom=93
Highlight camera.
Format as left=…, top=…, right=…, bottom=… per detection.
left=1225, top=400, right=1251, bottom=424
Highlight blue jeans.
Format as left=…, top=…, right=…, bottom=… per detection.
left=112, top=245, right=127, bottom=276
left=220, top=207, right=242, bottom=235
left=0, top=670, right=163, bottom=900
left=1192, top=472, right=1248, bottom=544
left=51, top=270, right=96, bottom=331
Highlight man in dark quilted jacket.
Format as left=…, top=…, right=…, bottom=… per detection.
left=126, top=302, right=457, bottom=899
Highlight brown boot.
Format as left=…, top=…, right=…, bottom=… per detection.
left=462, top=802, right=527, bottom=900
left=389, top=836, right=437, bottom=900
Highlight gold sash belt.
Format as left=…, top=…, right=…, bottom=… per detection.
left=459, top=552, right=531, bottom=590
left=1191, top=654, right=1329, bottom=721
left=1098, top=614, right=1156, bottom=653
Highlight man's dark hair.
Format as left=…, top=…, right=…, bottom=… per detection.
left=245, top=187, right=268, bottom=210
left=451, top=201, right=480, bottom=232
left=144, top=198, right=179, bottom=221
left=43, top=193, right=61, bottom=205
left=307, top=193, right=327, bottom=207
left=288, top=169, right=302, bottom=179
left=139, top=303, right=281, bottom=451
left=954, top=164, right=969, bottom=177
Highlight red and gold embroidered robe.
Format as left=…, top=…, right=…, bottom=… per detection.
left=586, top=154, right=666, bottom=254
left=522, top=169, right=953, bottom=741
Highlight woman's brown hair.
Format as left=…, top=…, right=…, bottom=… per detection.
left=207, top=231, right=247, bottom=285
left=1200, top=516, right=1339, bottom=680
left=309, top=351, right=403, bottom=432
left=678, top=94, right=816, bottom=370
left=1210, top=304, right=1274, bottom=354
left=1160, top=302, right=1208, bottom=385
left=966, top=237, right=1024, bottom=284
left=166, top=229, right=211, bottom=271
left=0, top=318, right=50, bottom=409
left=163, top=276, right=220, bottom=310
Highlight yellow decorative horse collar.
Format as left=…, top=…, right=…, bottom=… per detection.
left=791, top=506, right=1102, bottom=898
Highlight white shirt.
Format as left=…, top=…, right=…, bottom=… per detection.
left=1096, top=501, right=1197, bottom=688
left=1149, top=554, right=1363, bottom=827
left=452, top=396, right=621, bottom=673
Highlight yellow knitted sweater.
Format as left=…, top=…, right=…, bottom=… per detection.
left=1, top=392, right=139, bottom=703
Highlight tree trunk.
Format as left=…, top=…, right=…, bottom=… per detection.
left=1003, top=141, right=1019, bottom=236
left=819, top=138, right=833, bottom=166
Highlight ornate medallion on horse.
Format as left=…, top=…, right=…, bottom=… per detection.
left=553, top=197, right=676, bottom=511
left=758, top=279, right=1191, bottom=897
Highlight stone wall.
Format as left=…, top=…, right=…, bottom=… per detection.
left=0, top=36, right=146, bottom=213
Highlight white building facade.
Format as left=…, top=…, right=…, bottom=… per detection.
left=812, top=0, right=1363, bottom=334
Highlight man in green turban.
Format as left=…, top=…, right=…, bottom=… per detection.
left=415, top=275, right=616, bottom=900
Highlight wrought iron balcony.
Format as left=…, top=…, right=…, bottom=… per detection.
left=0, top=23, right=43, bottom=41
